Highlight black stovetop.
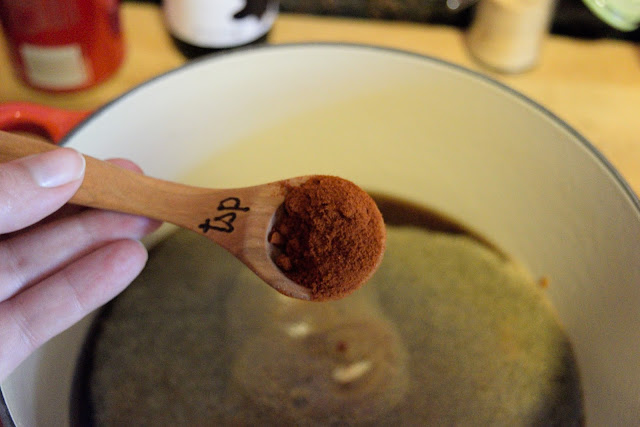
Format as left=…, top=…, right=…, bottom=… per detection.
left=128, top=0, right=640, bottom=41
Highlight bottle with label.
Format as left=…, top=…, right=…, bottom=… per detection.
left=163, top=0, right=279, bottom=58
left=0, top=0, right=124, bottom=92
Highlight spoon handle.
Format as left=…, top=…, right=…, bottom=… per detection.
left=0, top=130, right=238, bottom=235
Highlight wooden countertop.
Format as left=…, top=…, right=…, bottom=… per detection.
left=1, top=3, right=639, bottom=194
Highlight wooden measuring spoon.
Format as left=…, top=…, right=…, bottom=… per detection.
left=0, top=131, right=385, bottom=301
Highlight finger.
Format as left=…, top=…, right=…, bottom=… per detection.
left=0, top=148, right=85, bottom=234
left=0, top=208, right=160, bottom=301
left=0, top=239, right=148, bottom=382
left=0, top=157, right=151, bottom=244
left=4, top=157, right=145, bottom=232
left=45, top=158, right=143, bottom=221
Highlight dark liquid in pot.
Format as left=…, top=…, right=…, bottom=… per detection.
left=71, top=194, right=584, bottom=426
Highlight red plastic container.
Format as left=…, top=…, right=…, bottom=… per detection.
left=0, top=0, right=124, bottom=92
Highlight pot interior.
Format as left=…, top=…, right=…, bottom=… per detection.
left=2, top=44, right=639, bottom=426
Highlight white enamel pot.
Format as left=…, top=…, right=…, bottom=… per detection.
left=1, top=44, right=639, bottom=426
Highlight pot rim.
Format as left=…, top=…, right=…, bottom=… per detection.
left=62, top=41, right=640, bottom=213
left=2, top=41, right=638, bottom=426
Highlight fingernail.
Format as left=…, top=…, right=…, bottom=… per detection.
left=23, top=148, right=86, bottom=188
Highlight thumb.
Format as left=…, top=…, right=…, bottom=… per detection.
left=0, top=147, right=85, bottom=233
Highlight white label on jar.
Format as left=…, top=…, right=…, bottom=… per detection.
left=164, top=0, right=279, bottom=48
left=20, top=43, right=90, bottom=90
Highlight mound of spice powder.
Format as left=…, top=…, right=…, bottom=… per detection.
left=269, top=176, right=386, bottom=301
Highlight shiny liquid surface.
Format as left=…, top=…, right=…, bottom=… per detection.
left=71, top=195, right=583, bottom=426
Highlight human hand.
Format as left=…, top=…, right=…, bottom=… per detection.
left=0, top=147, right=160, bottom=382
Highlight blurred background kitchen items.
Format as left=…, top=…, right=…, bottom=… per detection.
left=278, top=0, right=640, bottom=39
left=0, top=0, right=124, bottom=92
left=464, top=0, right=639, bottom=72
left=581, top=0, right=640, bottom=30
left=465, top=0, right=556, bottom=73
left=163, top=0, right=279, bottom=58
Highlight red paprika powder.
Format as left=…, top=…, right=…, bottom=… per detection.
left=270, top=176, right=386, bottom=301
